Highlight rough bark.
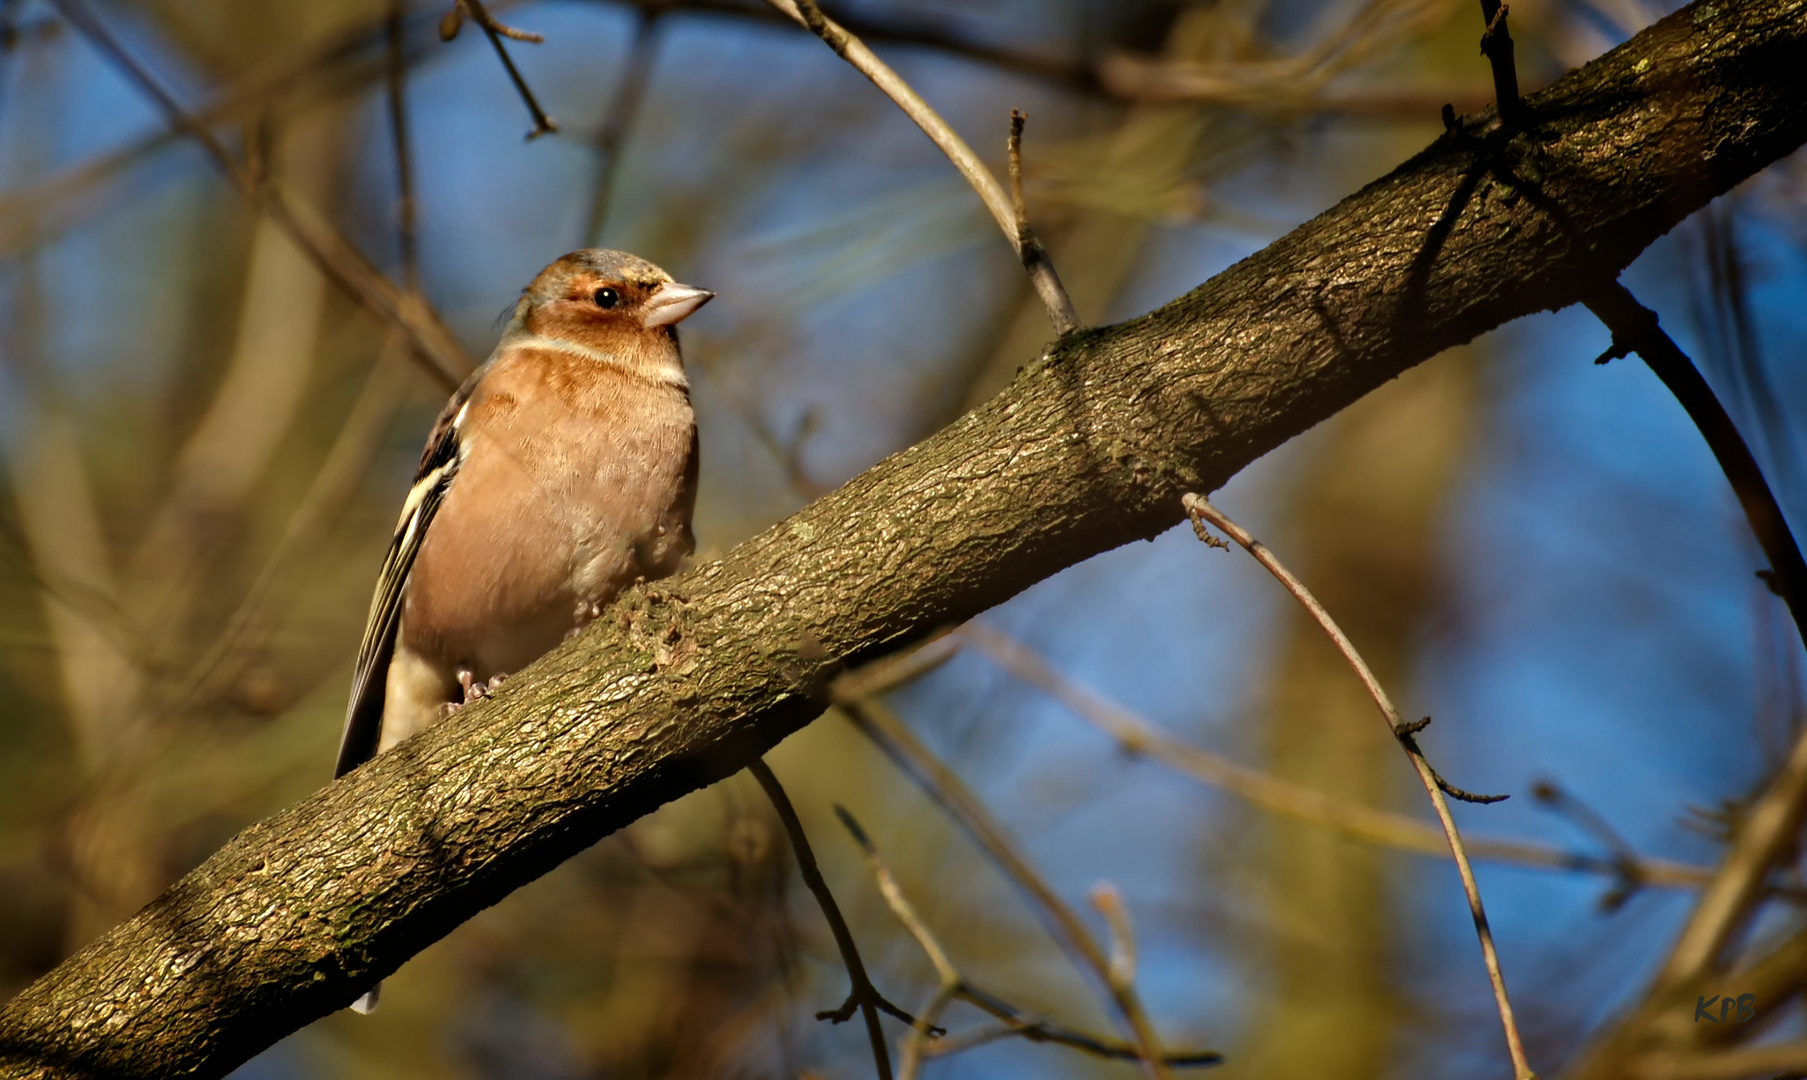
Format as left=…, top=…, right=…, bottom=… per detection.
left=3, top=0, right=1806, bottom=1072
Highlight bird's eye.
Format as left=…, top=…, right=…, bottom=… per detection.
left=593, top=287, right=620, bottom=309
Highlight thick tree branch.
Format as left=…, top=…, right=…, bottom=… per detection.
left=2, top=0, right=1805, bottom=1073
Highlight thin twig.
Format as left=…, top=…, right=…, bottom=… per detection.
left=441, top=0, right=542, bottom=42
left=454, top=0, right=559, bottom=139
left=1006, top=109, right=1079, bottom=335
left=832, top=806, right=1220, bottom=1076
left=1471, top=0, right=1807, bottom=664
left=1183, top=492, right=1535, bottom=1080
left=1477, top=0, right=1523, bottom=127
left=1585, top=281, right=1807, bottom=652
left=45, top=0, right=471, bottom=390
left=748, top=758, right=916, bottom=1080
left=0, top=3, right=451, bottom=266
left=766, top=0, right=1079, bottom=336
left=963, top=622, right=1728, bottom=897
left=837, top=697, right=1175, bottom=1080
left=832, top=805, right=958, bottom=1080
left=738, top=397, right=827, bottom=502
left=922, top=1007, right=1223, bottom=1068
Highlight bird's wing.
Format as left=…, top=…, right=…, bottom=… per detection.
left=334, top=366, right=485, bottom=778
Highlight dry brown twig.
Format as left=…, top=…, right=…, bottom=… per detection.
left=1182, top=492, right=1535, bottom=1080
left=831, top=806, right=1222, bottom=1078
left=440, top=0, right=560, bottom=139
left=1089, top=882, right=1139, bottom=1004
left=1004, top=109, right=1079, bottom=335
left=439, top=0, right=541, bottom=42
left=765, top=0, right=1080, bottom=336
left=836, top=695, right=1177, bottom=1080
left=747, top=758, right=922, bottom=1080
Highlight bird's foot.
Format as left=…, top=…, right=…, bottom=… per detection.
left=564, top=600, right=604, bottom=642
left=443, top=670, right=508, bottom=718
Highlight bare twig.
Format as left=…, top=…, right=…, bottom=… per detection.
left=1006, top=110, right=1079, bottom=335
left=766, top=0, right=1079, bottom=336
left=450, top=0, right=559, bottom=139
left=0, top=3, right=448, bottom=265
left=1474, top=0, right=1806, bottom=661
left=1182, top=492, right=1535, bottom=1080
left=1478, top=0, right=1524, bottom=127
left=1585, top=281, right=1807, bottom=651
left=829, top=629, right=962, bottom=702
left=919, top=1005, right=1222, bottom=1068
left=838, top=697, right=1176, bottom=1080
left=440, top=0, right=541, bottom=42
left=832, top=806, right=1220, bottom=1077
left=748, top=758, right=916, bottom=1080
left=832, top=805, right=958, bottom=1080
left=962, top=623, right=1727, bottom=898
left=45, top=0, right=471, bottom=390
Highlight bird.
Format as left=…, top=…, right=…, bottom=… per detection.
left=334, top=249, right=713, bottom=1013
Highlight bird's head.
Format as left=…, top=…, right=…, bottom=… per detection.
left=505, top=249, right=714, bottom=353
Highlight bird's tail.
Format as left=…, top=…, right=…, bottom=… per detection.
left=350, top=982, right=382, bottom=1014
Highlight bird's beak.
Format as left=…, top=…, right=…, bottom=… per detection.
left=641, top=281, right=715, bottom=328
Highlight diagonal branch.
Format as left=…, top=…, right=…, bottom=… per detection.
left=1585, top=282, right=1807, bottom=650
left=1, top=0, right=1804, bottom=1072
left=1466, top=0, right=1807, bottom=656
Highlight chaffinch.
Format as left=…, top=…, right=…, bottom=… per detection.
left=334, top=249, right=712, bottom=1010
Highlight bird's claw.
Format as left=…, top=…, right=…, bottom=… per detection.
left=444, top=669, right=508, bottom=717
